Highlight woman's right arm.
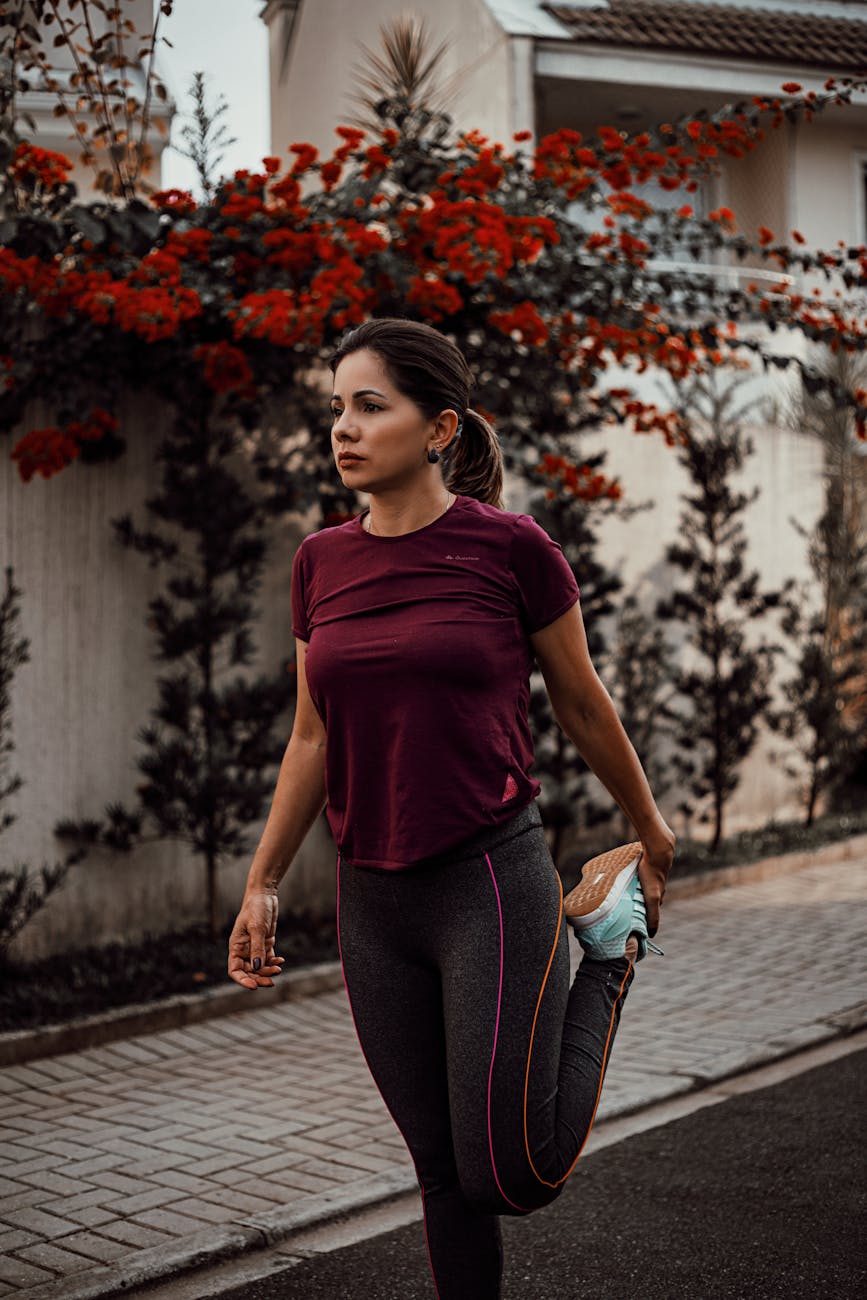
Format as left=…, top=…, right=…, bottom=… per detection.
left=228, top=639, right=328, bottom=989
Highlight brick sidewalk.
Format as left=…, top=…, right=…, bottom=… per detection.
left=1, top=856, right=865, bottom=1300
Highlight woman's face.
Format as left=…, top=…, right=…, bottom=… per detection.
left=330, top=348, right=453, bottom=491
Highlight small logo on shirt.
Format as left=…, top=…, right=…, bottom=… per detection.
left=445, top=554, right=480, bottom=561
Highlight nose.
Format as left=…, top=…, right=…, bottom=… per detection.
left=332, top=411, right=358, bottom=440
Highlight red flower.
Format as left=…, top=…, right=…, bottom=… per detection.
left=221, top=192, right=265, bottom=221
left=758, top=226, right=774, bottom=246
left=362, top=146, right=391, bottom=179
left=11, top=407, right=119, bottom=482
left=289, top=143, right=319, bottom=175
left=66, top=408, right=118, bottom=444
left=597, top=126, right=624, bottom=152
left=268, top=174, right=302, bottom=206
left=11, top=426, right=78, bottom=481
left=150, top=189, right=198, bottom=216
left=168, top=228, right=214, bottom=263
left=781, top=82, right=802, bottom=94
left=405, top=275, right=464, bottom=322
left=708, top=207, right=735, bottom=226
left=489, top=301, right=549, bottom=346
left=10, top=142, right=72, bottom=190
left=336, top=126, right=366, bottom=143
left=193, top=341, right=255, bottom=395
left=320, top=160, right=343, bottom=191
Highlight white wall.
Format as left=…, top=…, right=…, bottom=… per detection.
left=1, top=395, right=335, bottom=961
left=792, top=117, right=867, bottom=249
left=266, top=0, right=517, bottom=162
left=577, top=407, right=826, bottom=836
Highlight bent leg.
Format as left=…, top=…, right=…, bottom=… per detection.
left=336, top=855, right=503, bottom=1299
left=437, top=829, right=634, bottom=1215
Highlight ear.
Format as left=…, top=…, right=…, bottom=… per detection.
left=436, top=408, right=462, bottom=447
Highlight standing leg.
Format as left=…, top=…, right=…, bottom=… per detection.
left=336, top=855, right=504, bottom=1299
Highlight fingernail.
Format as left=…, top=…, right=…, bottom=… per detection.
left=253, top=957, right=261, bottom=972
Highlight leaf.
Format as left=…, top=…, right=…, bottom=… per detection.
left=68, top=204, right=106, bottom=243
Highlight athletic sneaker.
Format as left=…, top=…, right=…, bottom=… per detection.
left=563, top=842, right=665, bottom=962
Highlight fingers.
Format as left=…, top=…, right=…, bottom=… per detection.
left=637, top=854, right=664, bottom=938
left=638, top=827, right=675, bottom=938
left=648, top=880, right=665, bottom=937
left=238, top=893, right=280, bottom=984
left=227, top=906, right=283, bottom=991
left=227, top=953, right=284, bottom=990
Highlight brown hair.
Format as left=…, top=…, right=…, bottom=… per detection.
left=326, top=316, right=504, bottom=508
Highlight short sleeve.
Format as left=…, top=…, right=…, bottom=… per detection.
left=509, top=514, right=580, bottom=634
left=291, top=542, right=310, bottom=642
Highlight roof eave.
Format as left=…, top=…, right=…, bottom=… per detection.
left=535, top=38, right=867, bottom=95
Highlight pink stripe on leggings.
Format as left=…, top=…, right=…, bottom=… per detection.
left=485, top=852, right=533, bottom=1214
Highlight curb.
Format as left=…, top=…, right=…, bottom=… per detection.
left=3, top=830, right=866, bottom=1069
left=663, top=829, right=867, bottom=902
left=14, top=1008, right=867, bottom=1300
left=0, top=960, right=343, bottom=1068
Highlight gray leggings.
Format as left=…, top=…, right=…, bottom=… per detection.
left=336, top=799, right=635, bottom=1299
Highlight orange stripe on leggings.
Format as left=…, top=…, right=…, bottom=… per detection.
left=523, top=875, right=633, bottom=1189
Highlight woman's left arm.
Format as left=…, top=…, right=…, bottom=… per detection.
left=530, top=601, right=676, bottom=936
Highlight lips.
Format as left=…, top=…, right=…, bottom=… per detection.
left=339, top=455, right=364, bottom=464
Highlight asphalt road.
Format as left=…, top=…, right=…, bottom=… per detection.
left=217, top=1047, right=867, bottom=1300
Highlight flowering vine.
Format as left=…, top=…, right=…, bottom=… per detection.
left=1, top=73, right=865, bottom=505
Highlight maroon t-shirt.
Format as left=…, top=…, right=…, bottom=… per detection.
left=291, top=493, right=580, bottom=869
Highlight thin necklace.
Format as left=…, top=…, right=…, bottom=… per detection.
left=364, top=491, right=454, bottom=535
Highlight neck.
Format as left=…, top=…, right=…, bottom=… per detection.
left=365, top=488, right=453, bottom=536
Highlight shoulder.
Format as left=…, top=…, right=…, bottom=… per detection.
left=294, top=512, right=361, bottom=562
left=458, top=496, right=543, bottom=544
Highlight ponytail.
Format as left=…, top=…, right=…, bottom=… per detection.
left=442, top=407, right=503, bottom=509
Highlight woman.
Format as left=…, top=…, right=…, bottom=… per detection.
left=228, top=316, right=675, bottom=1299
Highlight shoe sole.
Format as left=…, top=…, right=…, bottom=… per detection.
left=563, top=841, right=643, bottom=930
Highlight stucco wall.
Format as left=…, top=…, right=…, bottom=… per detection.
left=792, top=117, right=867, bottom=249
left=267, top=0, right=517, bottom=162
left=1, top=395, right=335, bottom=962
left=576, top=407, right=826, bottom=836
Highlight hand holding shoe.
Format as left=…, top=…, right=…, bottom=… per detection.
left=637, top=818, right=676, bottom=937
